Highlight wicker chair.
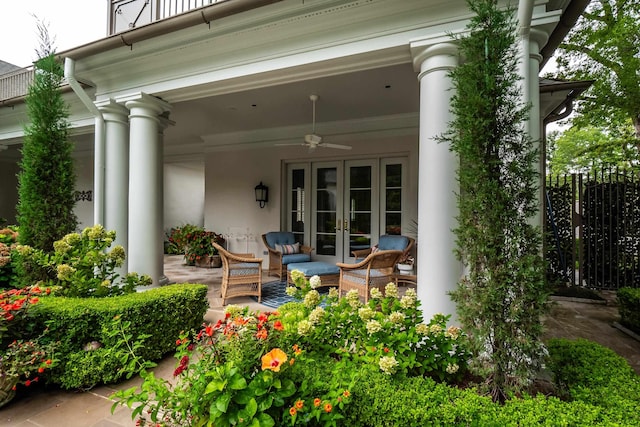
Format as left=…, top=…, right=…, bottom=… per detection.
left=212, top=241, right=262, bottom=305
left=351, top=235, right=415, bottom=261
left=337, top=250, right=403, bottom=302
left=261, top=232, right=313, bottom=280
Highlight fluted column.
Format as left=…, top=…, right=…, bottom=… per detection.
left=118, top=92, right=171, bottom=287
left=411, top=41, right=461, bottom=322
left=96, top=99, right=130, bottom=275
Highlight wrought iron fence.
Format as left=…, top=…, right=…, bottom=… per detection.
left=546, top=169, right=640, bottom=290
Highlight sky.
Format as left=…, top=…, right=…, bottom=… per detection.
left=0, top=0, right=108, bottom=67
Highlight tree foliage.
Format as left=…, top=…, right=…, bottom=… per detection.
left=441, top=0, right=548, bottom=401
left=547, top=125, right=639, bottom=174
left=555, top=0, right=640, bottom=145
left=17, top=20, right=77, bottom=250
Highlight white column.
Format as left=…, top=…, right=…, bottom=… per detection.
left=529, top=29, right=548, bottom=230
left=157, top=116, right=174, bottom=286
left=411, top=41, right=461, bottom=322
left=97, top=99, right=130, bottom=274
left=119, top=93, right=171, bottom=287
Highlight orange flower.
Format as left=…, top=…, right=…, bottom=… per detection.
left=289, top=407, right=297, bottom=416
left=261, top=348, right=287, bottom=372
left=292, top=344, right=302, bottom=355
left=273, top=320, right=284, bottom=331
left=313, top=398, right=321, bottom=407
left=343, top=390, right=350, bottom=398
left=256, top=328, right=268, bottom=340
left=324, top=403, right=332, bottom=413
left=295, top=400, right=304, bottom=409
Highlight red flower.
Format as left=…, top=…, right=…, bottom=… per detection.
left=255, top=328, right=268, bottom=340
left=38, top=367, right=45, bottom=373
left=383, top=347, right=390, bottom=353
left=273, top=320, right=283, bottom=331
left=25, top=380, right=31, bottom=387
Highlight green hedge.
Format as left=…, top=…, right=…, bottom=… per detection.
left=617, top=287, right=640, bottom=333
left=29, top=283, right=208, bottom=389
left=341, top=339, right=640, bottom=426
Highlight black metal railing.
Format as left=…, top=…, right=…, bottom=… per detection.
left=546, top=168, right=640, bottom=290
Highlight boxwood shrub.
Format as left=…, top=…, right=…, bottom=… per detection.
left=341, top=339, right=639, bottom=426
left=617, top=287, right=640, bottom=333
left=28, top=283, right=208, bottom=389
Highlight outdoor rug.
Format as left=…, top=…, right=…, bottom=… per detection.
left=253, top=281, right=329, bottom=309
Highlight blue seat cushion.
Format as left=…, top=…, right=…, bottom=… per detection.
left=265, top=232, right=295, bottom=248
left=288, top=261, right=339, bottom=276
left=378, top=235, right=409, bottom=251
left=282, top=253, right=311, bottom=264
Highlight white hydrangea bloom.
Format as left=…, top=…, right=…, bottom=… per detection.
left=416, top=323, right=429, bottom=336
left=446, top=363, right=459, bottom=374
left=379, top=356, right=398, bottom=375
left=308, top=306, right=325, bottom=324
left=369, top=287, right=383, bottom=300
left=358, top=307, right=375, bottom=321
left=309, top=275, right=321, bottom=289
left=388, top=311, right=405, bottom=325
left=366, top=319, right=382, bottom=335
left=297, top=319, right=313, bottom=336
left=384, top=282, right=399, bottom=299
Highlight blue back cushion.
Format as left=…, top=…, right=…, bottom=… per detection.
left=378, top=235, right=409, bottom=251
left=265, top=231, right=295, bottom=248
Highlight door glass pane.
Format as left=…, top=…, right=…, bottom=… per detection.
left=350, top=166, right=371, bottom=188
left=290, top=168, right=306, bottom=243
left=386, top=213, right=402, bottom=235
left=348, top=165, right=372, bottom=256
left=316, top=235, right=336, bottom=256
left=316, top=167, right=337, bottom=256
left=384, top=163, right=402, bottom=235
left=386, top=189, right=401, bottom=211
left=386, top=164, right=402, bottom=187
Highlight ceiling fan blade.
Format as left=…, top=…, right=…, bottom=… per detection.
left=275, top=142, right=306, bottom=147
left=320, top=142, right=352, bottom=150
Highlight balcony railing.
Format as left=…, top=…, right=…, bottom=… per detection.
left=0, top=67, right=34, bottom=104
left=109, top=0, right=231, bottom=35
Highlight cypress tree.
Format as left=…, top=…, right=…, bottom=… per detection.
left=17, top=20, right=77, bottom=250
left=441, top=0, right=549, bottom=401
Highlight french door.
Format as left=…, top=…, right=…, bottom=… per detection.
left=287, top=158, right=406, bottom=264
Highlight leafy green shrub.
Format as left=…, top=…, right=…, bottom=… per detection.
left=16, top=225, right=151, bottom=297
left=617, top=287, right=640, bottom=333
left=547, top=338, right=640, bottom=425
left=27, top=284, right=208, bottom=389
left=0, top=226, right=18, bottom=288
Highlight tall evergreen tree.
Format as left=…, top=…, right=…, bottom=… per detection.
left=441, top=0, right=548, bottom=401
left=17, top=20, right=77, bottom=250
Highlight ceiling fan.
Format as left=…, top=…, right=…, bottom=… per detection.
left=277, top=94, right=352, bottom=151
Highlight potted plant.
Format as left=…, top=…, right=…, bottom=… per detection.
left=397, top=254, right=414, bottom=275
left=184, top=229, right=226, bottom=268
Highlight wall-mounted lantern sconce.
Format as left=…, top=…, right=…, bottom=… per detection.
left=255, top=182, right=268, bottom=208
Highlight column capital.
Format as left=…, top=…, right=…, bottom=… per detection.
left=95, top=99, right=129, bottom=124
left=116, top=92, right=172, bottom=117
left=410, top=38, right=459, bottom=79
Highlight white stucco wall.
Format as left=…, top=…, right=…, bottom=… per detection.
left=73, top=155, right=95, bottom=231
left=164, top=161, right=205, bottom=232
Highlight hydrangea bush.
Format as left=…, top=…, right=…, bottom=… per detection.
left=16, top=225, right=151, bottom=297
left=112, top=272, right=469, bottom=426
